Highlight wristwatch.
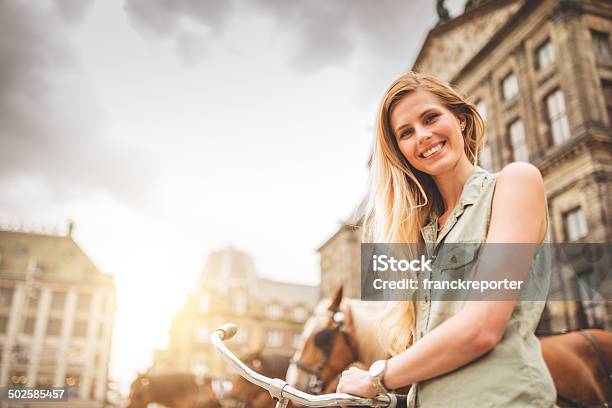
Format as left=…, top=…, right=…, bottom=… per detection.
left=368, top=360, right=388, bottom=395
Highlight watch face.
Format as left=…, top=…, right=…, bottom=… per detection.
left=369, top=360, right=386, bottom=377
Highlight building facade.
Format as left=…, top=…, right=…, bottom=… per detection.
left=320, top=0, right=611, bottom=330
left=150, top=247, right=318, bottom=379
left=318, top=224, right=361, bottom=300
left=0, top=227, right=116, bottom=407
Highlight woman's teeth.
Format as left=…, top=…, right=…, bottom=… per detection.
left=422, top=142, right=444, bottom=158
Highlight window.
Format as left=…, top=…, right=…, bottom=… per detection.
left=479, top=146, right=492, bottom=170
left=0, top=316, right=8, bottom=333
left=14, top=345, right=29, bottom=364
left=603, top=81, right=612, bottom=126
left=546, top=89, right=571, bottom=145
left=0, top=288, right=13, bottom=307
left=535, top=39, right=555, bottom=70
left=509, top=120, right=528, bottom=162
left=23, top=317, right=35, bottom=335
left=77, top=294, right=91, bottom=311
left=27, top=292, right=39, bottom=311
left=72, top=320, right=88, bottom=338
left=39, top=347, right=57, bottom=367
left=266, top=304, right=283, bottom=320
left=66, top=347, right=86, bottom=365
left=51, top=292, right=66, bottom=311
left=292, top=307, right=307, bottom=322
left=476, top=100, right=487, bottom=122
left=591, top=30, right=611, bottom=61
left=266, top=329, right=283, bottom=347
left=46, top=318, right=62, bottom=336
left=233, top=294, right=247, bottom=316
left=565, top=207, right=588, bottom=241
left=501, top=73, right=518, bottom=101
left=16, top=246, right=28, bottom=258
left=574, top=266, right=599, bottom=302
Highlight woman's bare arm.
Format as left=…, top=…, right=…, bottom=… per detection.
left=381, top=162, right=547, bottom=389
left=337, top=163, right=546, bottom=395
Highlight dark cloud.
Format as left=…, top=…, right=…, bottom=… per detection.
left=123, top=0, right=436, bottom=72
left=53, top=0, right=96, bottom=24
left=124, top=0, right=232, bottom=35
left=0, top=1, right=154, bottom=214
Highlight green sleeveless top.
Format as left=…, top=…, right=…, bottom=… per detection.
left=406, top=166, right=556, bottom=408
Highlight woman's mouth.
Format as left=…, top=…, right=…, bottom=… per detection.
left=420, top=141, right=446, bottom=159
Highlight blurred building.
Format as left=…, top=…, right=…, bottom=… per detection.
left=0, top=225, right=115, bottom=407
left=150, top=247, right=317, bottom=378
left=319, top=221, right=362, bottom=300
left=320, top=0, right=611, bottom=330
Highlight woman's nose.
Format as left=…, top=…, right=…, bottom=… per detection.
left=415, top=127, right=433, bottom=142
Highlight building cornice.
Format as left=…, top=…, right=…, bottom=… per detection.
left=534, top=131, right=612, bottom=176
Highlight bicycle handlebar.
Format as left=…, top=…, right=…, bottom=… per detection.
left=211, top=323, right=397, bottom=408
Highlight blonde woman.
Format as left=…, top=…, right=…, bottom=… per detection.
left=336, top=72, right=556, bottom=407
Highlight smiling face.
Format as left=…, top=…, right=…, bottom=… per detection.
left=390, top=89, right=471, bottom=177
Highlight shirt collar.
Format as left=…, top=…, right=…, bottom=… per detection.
left=420, top=165, right=487, bottom=236
left=458, top=165, right=487, bottom=208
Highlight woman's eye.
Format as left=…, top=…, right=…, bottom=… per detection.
left=425, top=114, right=438, bottom=124
left=401, top=129, right=413, bottom=139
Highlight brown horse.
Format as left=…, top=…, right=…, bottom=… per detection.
left=220, top=349, right=292, bottom=408
left=126, top=372, right=220, bottom=408
left=288, top=286, right=612, bottom=407
left=286, top=286, right=388, bottom=394
left=540, top=330, right=612, bottom=407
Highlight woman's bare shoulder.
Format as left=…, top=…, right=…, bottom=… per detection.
left=497, top=162, right=543, bottom=184
left=488, top=162, right=546, bottom=243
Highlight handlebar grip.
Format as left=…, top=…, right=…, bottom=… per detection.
left=216, top=323, right=238, bottom=340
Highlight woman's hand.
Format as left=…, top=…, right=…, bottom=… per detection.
left=335, top=367, right=377, bottom=398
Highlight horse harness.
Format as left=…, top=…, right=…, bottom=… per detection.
left=290, top=311, right=359, bottom=394
left=556, top=331, right=612, bottom=408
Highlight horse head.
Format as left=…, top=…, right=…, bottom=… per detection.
left=126, top=372, right=152, bottom=408
left=286, top=286, right=360, bottom=394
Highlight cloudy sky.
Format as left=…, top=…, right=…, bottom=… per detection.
left=0, top=0, right=464, bottom=392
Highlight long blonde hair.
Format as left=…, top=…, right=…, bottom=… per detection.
left=364, top=71, right=485, bottom=356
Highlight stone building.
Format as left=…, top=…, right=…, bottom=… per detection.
left=320, top=0, right=611, bottom=330
left=149, top=247, right=317, bottom=379
left=0, top=226, right=116, bottom=407
left=318, top=221, right=362, bottom=300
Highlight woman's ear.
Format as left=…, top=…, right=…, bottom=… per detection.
left=457, top=114, right=467, bottom=130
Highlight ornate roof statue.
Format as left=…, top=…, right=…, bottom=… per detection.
left=436, top=0, right=450, bottom=23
